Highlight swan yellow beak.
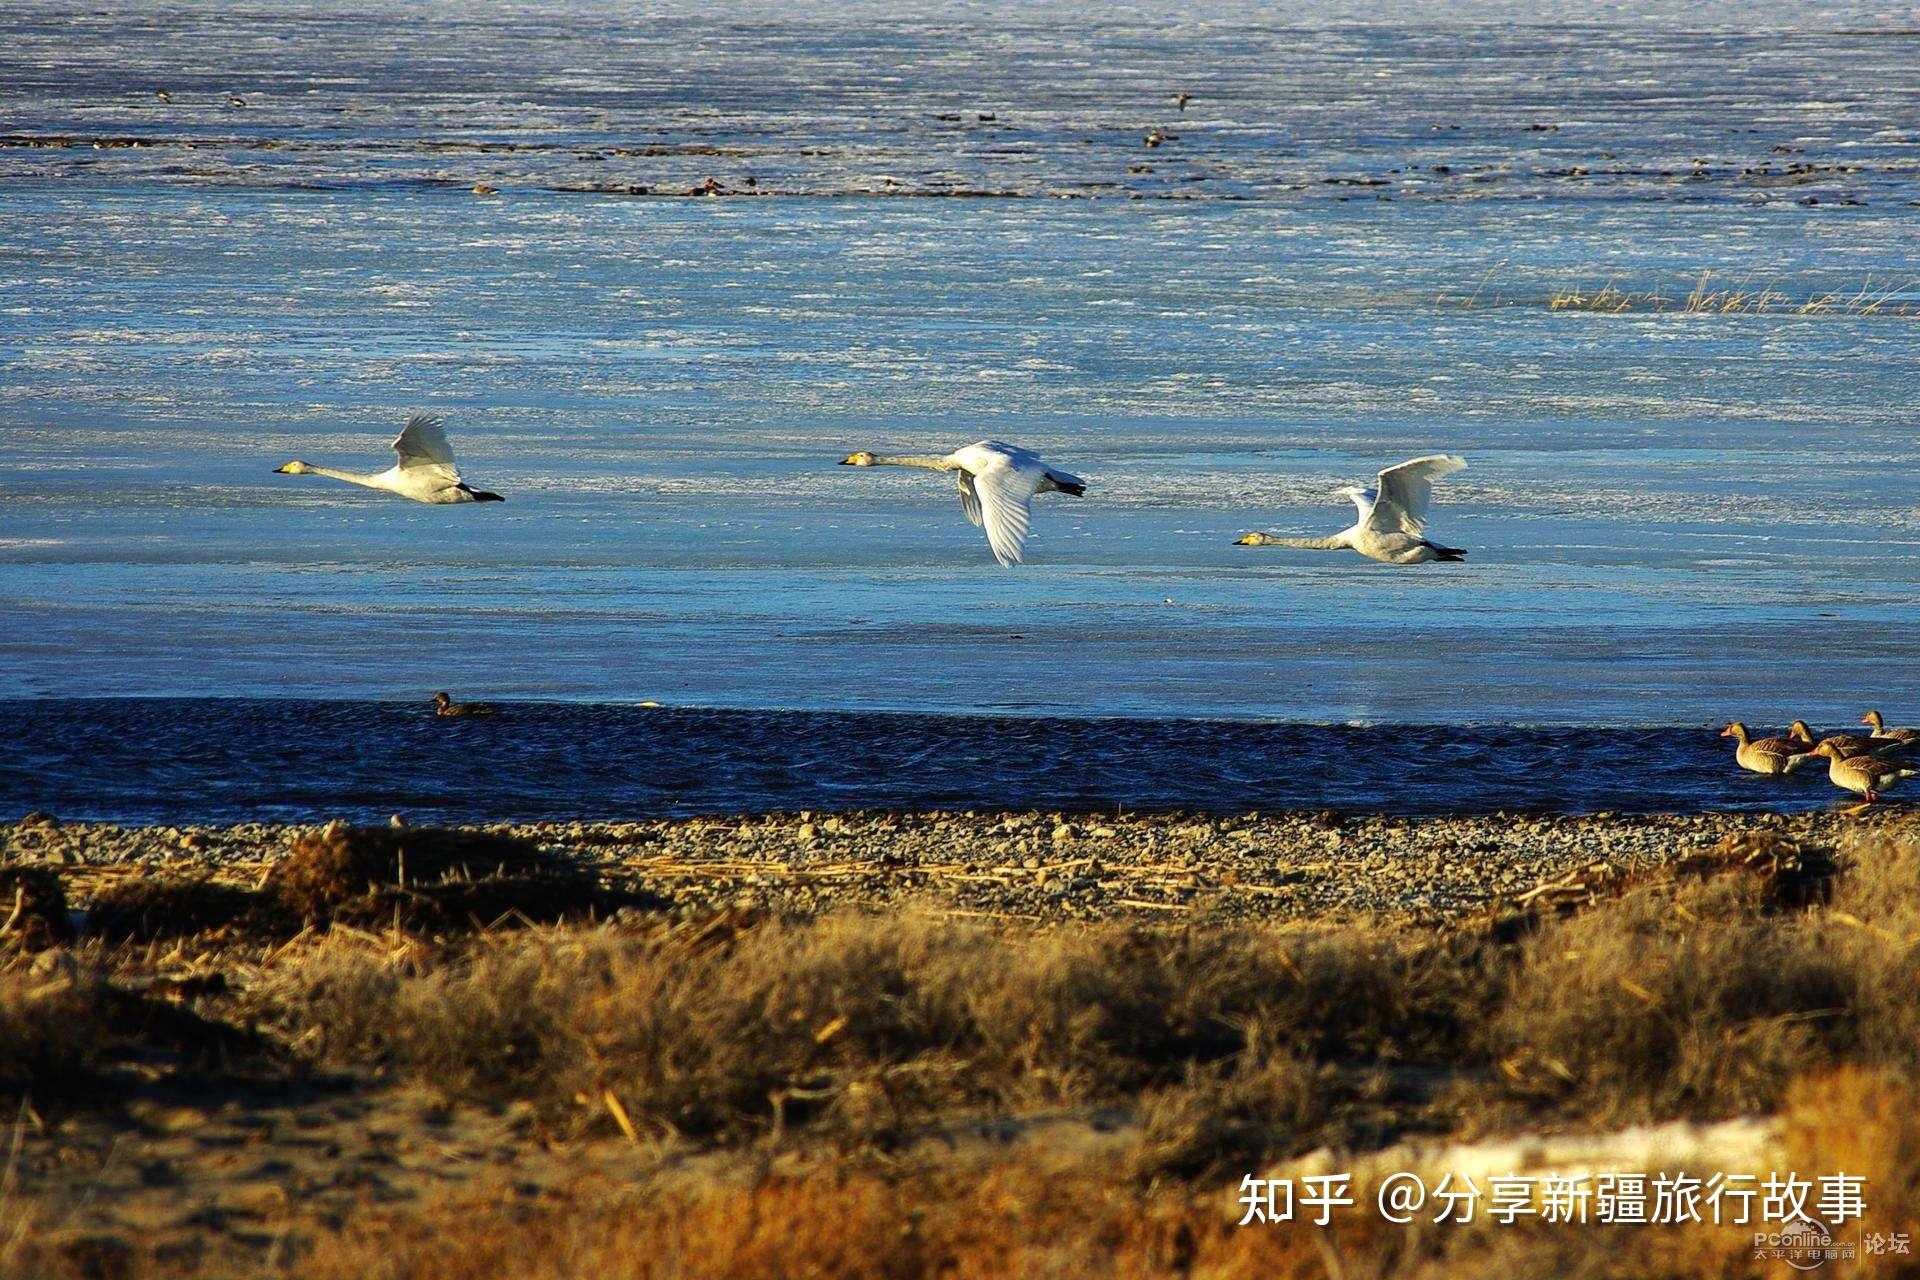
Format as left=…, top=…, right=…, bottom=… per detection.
left=1233, top=533, right=1260, bottom=546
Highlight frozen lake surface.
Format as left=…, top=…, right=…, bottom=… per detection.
left=2, top=2, right=1918, bottom=818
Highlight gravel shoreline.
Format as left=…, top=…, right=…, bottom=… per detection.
left=8, top=807, right=1907, bottom=923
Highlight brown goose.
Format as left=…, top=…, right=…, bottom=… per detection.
left=432, top=691, right=496, bottom=718
left=1721, top=722, right=1813, bottom=776
left=1788, top=720, right=1892, bottom=758
left=1810, top=740, right=1917, bottom=804
left=1861, top=711, right=1920, bottom=744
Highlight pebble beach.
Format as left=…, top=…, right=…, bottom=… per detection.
left=10, top=806, right=1903, bottom=923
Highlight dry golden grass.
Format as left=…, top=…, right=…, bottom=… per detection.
left=1486, top=876, right=1850, bottom=1122
left=0, top=965, right=108, bottom=1099
left=257, top=915, right=1483, bottom=1147
left=1128, top=1041, right=1345, bottom=1183
left=1785, top=1069, right=1920, bottom=1248
left=267, top=822, right=640, bottom=929
left=252, top=830, right=1920, bottom=1146
left=1484, top=831, right=1920, bottom=1126
left=99, top=826, right=1920, bottom=1145
left=12, top=826, right=1920, bottom=1278
left=275, top=1160, right=1780, bottom=1280
left=1549, top=278, right=1634, bottom=312
left=1545, top=270, right=1920, bottom=316
left=213, top=1165, right=1241, bottom=1280
left=0, top=864, right=75, bottom=952
left=85, top=876, right=266, bottom=943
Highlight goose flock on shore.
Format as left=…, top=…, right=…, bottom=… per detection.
left=1722, top=713, right=1920, bottom=808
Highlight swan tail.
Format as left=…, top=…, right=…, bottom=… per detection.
left=458, top=483, right=506, bottom=502
left=1044, top=468, right=1087, bottom=497
left=1426, top=542, right=1467, bottom=562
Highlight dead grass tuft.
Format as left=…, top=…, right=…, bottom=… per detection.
left=0, top=864, right=74, bottom=951
left=1818, top=830, right=1920, bottom=1063
left=270, top=823, right=549, bottom=915
left=1678, top=829, right=1838, bottom=910
left=1783, top=1067, right=1920, bottom=1256
left=1485, top=868, right=1888, bottom=1122
left=0, top=965, right=109, bottom=1099
left=1543, top=270, right=1920, bottom=316
left=1128, top=1036, right=1343, bottom=1183
left=266, top=822, right=648, bottom=931
left=85, top=876, right=270, bottom=942
left=1549, top=278, right=1633, bottom=312
left=1507, top=827, right=1837, bottom=924
left=1830, top=825, right=1920, bottom=926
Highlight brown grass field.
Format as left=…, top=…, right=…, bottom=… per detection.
left=4, top=815, right=1920, bottom=1278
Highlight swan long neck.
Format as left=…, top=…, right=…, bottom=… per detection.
left=308, top=465, right=389, bottom=490
left=870, top=455, right=957, bottom=471
left=1269, top=533, right=1352, bottom=550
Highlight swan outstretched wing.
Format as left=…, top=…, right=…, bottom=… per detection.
left=392, top=415, right=458, bottom=474
left=970, top=457, right=1036, bottom=567
left=957, top=471, right=984, bottom=527
left=1367, top=454, right=1465, bottom=535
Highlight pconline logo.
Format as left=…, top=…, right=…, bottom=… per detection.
left=1755, top=1215, right=1837, bottom=1271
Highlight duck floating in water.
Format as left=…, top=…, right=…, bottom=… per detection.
left=433, top=691, right=496, bottom=717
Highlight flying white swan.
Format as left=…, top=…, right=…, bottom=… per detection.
left=274, top=415, right=504, bottom=504
left=1235, top=454, right=1467, bottom=564
left=840, top=441, right=1086, bottom=566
